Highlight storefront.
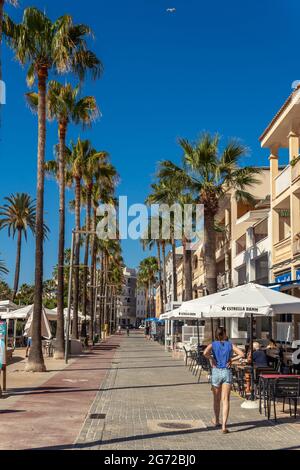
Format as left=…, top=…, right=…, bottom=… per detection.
left=268, top=270, right=300, bottom=342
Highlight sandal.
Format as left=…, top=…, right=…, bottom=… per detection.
left=222, top=429, right=229, bottom=434
left=211, top=420, right=221, bottom=427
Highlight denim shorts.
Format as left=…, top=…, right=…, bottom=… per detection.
left=211, top=368, right=232, bottom=388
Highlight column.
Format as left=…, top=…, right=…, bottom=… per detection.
left=269, top=145, right=279, bottom=201
left=246, top=227, right=255, bottom=282
left=225, top=207, right=231, bottom=287
left=288, top=131, right=299, bottom=163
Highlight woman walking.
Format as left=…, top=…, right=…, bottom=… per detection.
left=204, top=327, right=244, bottom=434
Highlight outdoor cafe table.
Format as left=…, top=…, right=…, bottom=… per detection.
left=258, top=374, right=300, bottom=416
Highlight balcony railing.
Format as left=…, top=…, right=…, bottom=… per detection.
left=275, top=165, right=291, bottom=197
left=291, top=159, right=300, bottom=182
left=293, top=236, right=300, bottom=256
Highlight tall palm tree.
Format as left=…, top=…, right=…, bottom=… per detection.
left=81, top=168, right=118, bottom=340
left=31, top=82, right=98, bottom=359
left=3, top=7, right=102, bottom=372
left=0, top=194, right=40, bottom=300
left=137, top=257, right=159, bottom=318
left=0, top=255, right=8, bottom=279
left=0, top=0, right=17, bottom=88
left=81, top=151, right=114, bottom=340
left=158, top=133, right=260, bottom=296
left=141, top=216, right=166, bottom=314
left=67, top=139, right=104, bottom=339
left=146, top=180, right=195, bottom=302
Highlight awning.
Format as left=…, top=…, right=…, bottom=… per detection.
left=268, top=281, right=300, bottom=292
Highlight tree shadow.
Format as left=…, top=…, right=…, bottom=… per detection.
left=29, top=417, right=291, bottom=450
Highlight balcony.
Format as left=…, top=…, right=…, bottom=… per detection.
left=293, top=235, right=300, bottom=256
left=275, top=166, right=291, bottom=197
left=217, top=272, right=231, bottom=291
left=273, top=237, right=292, bottom=264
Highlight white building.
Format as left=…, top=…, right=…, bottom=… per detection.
left=116, top=267, right=137, bottom=327
left=136, top=287, right=147, bottom=326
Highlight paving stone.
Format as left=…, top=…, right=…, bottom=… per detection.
left=76, top=331, right=300, bottom=450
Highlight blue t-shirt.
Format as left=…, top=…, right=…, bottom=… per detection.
left=212, top=341, right=233, bottom=369
left=253, top=350, right=268, bottom=367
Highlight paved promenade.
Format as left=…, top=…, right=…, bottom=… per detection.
left=0, top=336, right=122, bottom=450
left=75, top=331, right=300, bottom=451
left=1, top=331, right=300, bottom=450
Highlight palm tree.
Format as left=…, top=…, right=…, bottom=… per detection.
left=137, top=257, right=159, bottom=318
left=3, top=7, right=102, bottom=372
left=81, top=168, right=118, bottom=340
left=67, top=139, right=104, bottom=339
left=146, top=181, right=195, bottom=302
left=0, top=194, right=38, bottom=300
left=158, top=132, right=260, bottom=296
left=0, top=280, right=11, bottom=300
left=81, top=151, right=114, bottom=341
left=31, top=82, right=98, bottom=359
left=0, top=255, right=8, bottom=279
left=141, top=216, right=166, bottom=314
left=0, top=1, right=17, bottom=89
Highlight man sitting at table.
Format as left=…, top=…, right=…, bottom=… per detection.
left=247, top=342, right=268, bottom=367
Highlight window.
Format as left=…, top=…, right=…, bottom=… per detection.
left=193, top=255, right=198, bottom=270
left=254, top=219, right=268, bottom=244
left=238, top=318, right=248, bottom=332
left=236, top=234, right=246, bottom=255
left=237, top=265, right=246, bottom=285
left=255, top=254, right=269, bottom=285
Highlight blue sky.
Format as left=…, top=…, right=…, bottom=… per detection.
left=0, top=0, right=299, bottom=287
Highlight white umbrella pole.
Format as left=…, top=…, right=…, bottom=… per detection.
left=241, top=314, right=259, bottom=409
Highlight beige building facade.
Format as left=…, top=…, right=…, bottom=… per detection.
left=260, top=85, right=300, bottom=341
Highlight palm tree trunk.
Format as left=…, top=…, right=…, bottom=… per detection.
left=161, top=241, right=167, bottom=306
left=89, top=208, right=97, bottom=341
left=156, top=241, right=164, bottom=314
left=171, top=238, right=178, bottom=302
left=183, top=237, right=193, bottom=301
left=26, top=67, right=48, bottom=373
left=204, top=209, right=217, bottom=342
left=72, top=177, right=81, bottom=339
left=54, top=121, right=67, bottom=359
left=204, top=210, right=217, bottom=294
left=12, top=228, right=22, bottom=301
left=82, top=185, right=92, bottom=341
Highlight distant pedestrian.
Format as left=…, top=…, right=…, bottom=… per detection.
left=126, top=326, right=130, bottom=337
left=204, top=327, right=244, bottom=434
left=118, top=325, right=121, bottom=335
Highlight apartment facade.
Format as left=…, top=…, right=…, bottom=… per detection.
left=136, top=287, right=147, bottom=325
left=116, top=267, right=137, bottom=327
left=260, top=85, right=300, bottom=341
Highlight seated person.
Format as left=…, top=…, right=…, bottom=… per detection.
left=247, top=341, right=269, bottom=367
left=266, top=338, right=279, bottom=351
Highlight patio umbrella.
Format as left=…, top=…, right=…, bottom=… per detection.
left=199, top=283, right=300, bottom=407
left=201, top=283, right=300, bottom=317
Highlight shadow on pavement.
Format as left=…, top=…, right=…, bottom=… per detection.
left=29, top=418, right=288, bottom=450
